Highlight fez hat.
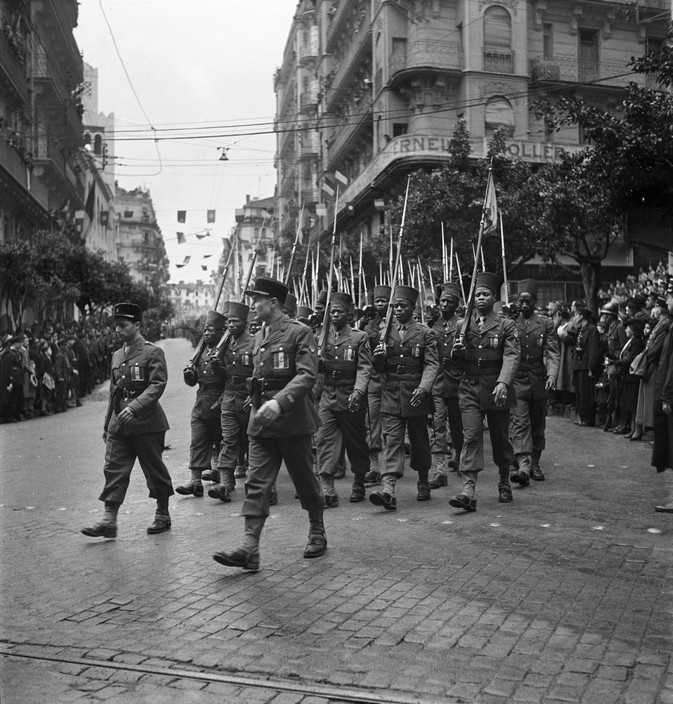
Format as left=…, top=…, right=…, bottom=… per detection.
left=373, top=285, right=391, bottom=301
left=625, top=317, right=645, bottom=336
left=439, top=282, right=462, bottom=302
left=316, top=290, right=328, bottom=306
left=600, top=301, right=619, bottom=316
left=226, top=301, right=249, bottom=320
left=297, top=305, right=313, bottom=320
left=245, top=277, right=288, bottom=305
left=392, top=285, right=419, bottom=305
left=518, top=279, right=539, bottom=298
left=112, top=302, right=142, bottom=322
left=331, top=292, right=353, bottom=309
left=205, top=310, right=227, bottom=328
left=283, top=293, right=297, bottom=317
left=475, top=272, right=500, bottom=295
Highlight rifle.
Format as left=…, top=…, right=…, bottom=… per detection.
left=185, top=230, right=236, bottom=370
left=379, top=176, right=411, bottom=345
left=317, top=186, right=340, bottom=356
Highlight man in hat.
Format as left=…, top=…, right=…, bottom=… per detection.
left=208, top=301, right=255, bottom=500
left=362, top=284, right=391, bottom=484
left=213, top=277, right=324, bottom=571
left=572, top=306, right=602, bottom=427
left=175, top=310, right=228, bottom=497
left=369, top=284, right=439, bottom=510
left=450, top=273, right=520, bottom=511
left=315, top=292, right=372, bottom=506
left=599, top=301, right=627, bottom=431
left=53, top=337, right=72, bottom=413
left=82, top=303, right=174, bottom=538
left=509, top=280, right=559, bottom=485
left=429, top=282, right=464, bottom=488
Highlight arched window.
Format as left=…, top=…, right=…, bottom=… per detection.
left=483, top=6, right=513, bottom=73
left=84, top=133, right=91, bottom=147
left=93, top=134, right=103, bottom=155
left=484, top=96, right=514, bottom=138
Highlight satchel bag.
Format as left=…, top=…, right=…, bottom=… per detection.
left=629, top=350, right=647, bottom=378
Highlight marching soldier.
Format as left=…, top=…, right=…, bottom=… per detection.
left=315, top=292, right=372, bottom=506
left=175, top=310, right=228, bottom=497
left=369, top=285, right=439, bottom=510
left=430, top=282, right=464, bottom=488
left=209, top=301, right=255, bottom=501
left=362, top=285, right=391, bottom=484
left=509, top=280, right=559, bottom=485
left=213, top=277, right=325, bottom=571
left=81, top=303, right=174, bottom=538
left=450, top=273, right=520, bottom=512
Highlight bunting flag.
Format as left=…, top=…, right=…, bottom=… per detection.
left=176, top=263, right=185, bottom=268
left=182, top=256, right=191, bottom=265
left=177, top=210, right=186, bottom=223
left=207, top=210, right=216, bottom=223
left=321, top=179, right=335, bottom=197
left=201, top=265, right=208, bottom=271
left=334, top=169, right=348, bottom=186
left=177, top=232, right=185, bottom=244
left=196, top=230, right=210, bottom=240
left=483, top=170, right=498, bottom=234
left=203, top=254, right=212, bottom=259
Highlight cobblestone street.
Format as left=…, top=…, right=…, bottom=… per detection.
left=1, top=339, right=672, bottom=703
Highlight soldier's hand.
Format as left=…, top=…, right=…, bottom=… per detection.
left=663, top=401, right=672, bottom=416
left=545, top=376, right=556, bottom=392
left=117, top=406, right=136, bottom=423
left=451, top=341, right=466, bottom=359
left=410, top=387, right=427, bottom=407
left=256, top=399, right=281, bottom=424
left=492, top=382, right=508, bottom=407
left=210, top=356, right=223, bottom=374
left=348, top=390, right=363, bottom=412
left=373, top=343, right=386, bottom=358
left=183, top=366, right=198, bottom=386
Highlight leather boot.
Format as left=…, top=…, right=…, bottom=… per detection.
left=350, top=473, right=366, bottom=502
left=213, top=516, right=264, bottom=571
left=303, top=513, right=327, bottom=558
left=369, top=474, right=397, bottom=510
left=201, top=469, right=220, bottom=483
left=530, top=449, right=545, bottom=481
left=429, top=453, right=448, bottom=488
left=449, top=470, right=478, bottom=511
left=176, top=469, right=204, bottom=497
left=81, top=502, right=119, bottom=538
left=511, top=454, right=531, bottom=487
left=321, top=476, right=338, bottom=508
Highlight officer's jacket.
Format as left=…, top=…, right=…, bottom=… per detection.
left=572, top=322, right=602, bottom=373
left=192, top=346, right=227, bottom=419
left=364, top=314, right=386, bottom=394
left=221, top=330, right=255, bottom=413
left=512, top=312, right=560, bottom=401
left=105, top=336, right=169, bottom=436
left=377, top=319, right=439, bottom=417
left=247, top=315, right=320, bottom=438
left=319, top=324, right=371, bottom=412
left=432, top=314, right=463, bottom=397
left=604, top=319, right=627, bottom=375
left=457, top=311, right=520, bottom=411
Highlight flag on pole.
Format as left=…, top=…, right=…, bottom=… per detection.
left=182, top=256, right=191, bottom=265
left=196, top=230, right=210, bottom=240
left=207, top=209, right=216, bottom=223
left=177, top=210, right=186, bottom=223
left=176, top=264, right=185, bottom=268
left=334, top=169, right=348, bottom=186
left=321, top=176, right=336, bottom=197
left=177, top=232, right=185, bottom=244
left=483, top=170, right=498, bottom=234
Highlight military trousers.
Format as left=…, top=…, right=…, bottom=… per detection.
left=217, top=407, right=250, bottom=470
left=242, top=434, right=323, bottom=519
left=190, top=412, right=222, bottom=471
left=430, top=394, right=449, bottom=454
left=367, top=389, right=383, bottom=452
left=459, top=405, right=513, bottom=488
left=382, top=414, right=431, bottom=477
left=316, top=405, right=370, bottom=478
left=510, top=394, right=547, bottom=457
left=99, top=431, right=174, bottom=505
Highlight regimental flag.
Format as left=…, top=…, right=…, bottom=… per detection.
left=334, top=169, right=348, bottom=186
left=207, top=209, right=216, bottom=223
left=183, top=256, right=191, bottom=265
left=177, top=210, right=186, bottom=223
left=483, top=170, right=498, bottom=235
left=177, top=232, right=186, bottom=244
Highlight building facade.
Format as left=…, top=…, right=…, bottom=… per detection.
left=274, top=0, right=670, bottom=262
left=113, top=186, right=169, bottom=291
left=166, top=280, right=216, bottom=321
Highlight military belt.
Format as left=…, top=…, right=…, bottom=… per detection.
left=120, top=388, right=141, bottom=399
left=227, top=375, right=247, bottom=384
left=199, top=383, right=225, bottom=391
left=463, top=359, right=501, bottom=375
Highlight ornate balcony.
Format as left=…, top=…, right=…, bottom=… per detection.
left=389, top=40, right=463, bottom=88
left=483, top=49, right=514, bottom=74
left=530, top=56, right=646, bottom=88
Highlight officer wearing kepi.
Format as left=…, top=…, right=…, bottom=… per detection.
left=209, top=301, right=255, bottom=501
left=450, top=273, right=520, bottom=512
left=509, top=279, right=559, bottom=485
left=81, top=303, right=174, bottom=538
left=175, top=310, right=228, bottom=497
left=213, top=277, right=325, bottom=571
left=369, top=284, right=439, bottom=510
left=315, top=292, right=372, bottom=506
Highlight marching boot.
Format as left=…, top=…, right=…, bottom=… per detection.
left=213, top=515, right=264, bottom=571
left=176, top=469, right=204, bottom=497
left=201, top=469, right=220, bottom=483
left=321, top=475, right=339, bottom=508
left=417, top=467, right=431, bottom=501
left=530, top=449, right=545, bottom=481
left=350, top=473, right=366, bottom=502
left=147, top=498, right=171, bottom=534
left=220, top=468, right=236, bottom=491
left=81, top=502, right=119, bottom=538
left=364, top=451, right=381, bottom=485
left=303, top=513, right=327, bottom=558
left=429, top=453, right=448, bottom=489
left=449, top=470, right=478, bottom=512
left=369, top=473, right=397, bottom=510
left=510, top=454, right=531, bottom=487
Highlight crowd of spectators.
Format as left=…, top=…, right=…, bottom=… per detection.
left=0, top=318, right=119, bottom=424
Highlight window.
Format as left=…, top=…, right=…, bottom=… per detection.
left=124, top=210, right=133, bottom=218
left=93, top=134, right=103, bottom=155
left=579, top=29, right=599, bottom=82
left=484, top=96, right=514, bottom=139
left=392, top=122, right=408, bottom=137
left=483, top=6, right=513, bottom=73
left=543, top=23, right=553, bottom=60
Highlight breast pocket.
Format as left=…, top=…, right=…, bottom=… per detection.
left=488, top=334, right=503, bottom=350
left=269, top=346, right=290, bottom=371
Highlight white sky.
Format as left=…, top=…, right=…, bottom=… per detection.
left=74, top=0, right=298, bottom=283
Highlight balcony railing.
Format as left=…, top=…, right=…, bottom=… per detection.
left=530, top=56, right=646, bottom=88
left=324, top=99, right=372, bottom=164
left=324, top=21, right=372, bottom=109
left=406, top=40, right=463, bottom=72
left=300, top=90, right=319, bottom=110
left=483, top=49, right=514, bottom=74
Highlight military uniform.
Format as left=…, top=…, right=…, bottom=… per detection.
left=450, top=273, right=520, bottom=511
left=370, top=285, right=439, bottom=510
left=315, top=293, right=372, bottom=506
left=572, top=311, right=602, bottom=426
left=601, top=303, right=627, bottom=430
left=509, top=281, right=560, bottom=484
